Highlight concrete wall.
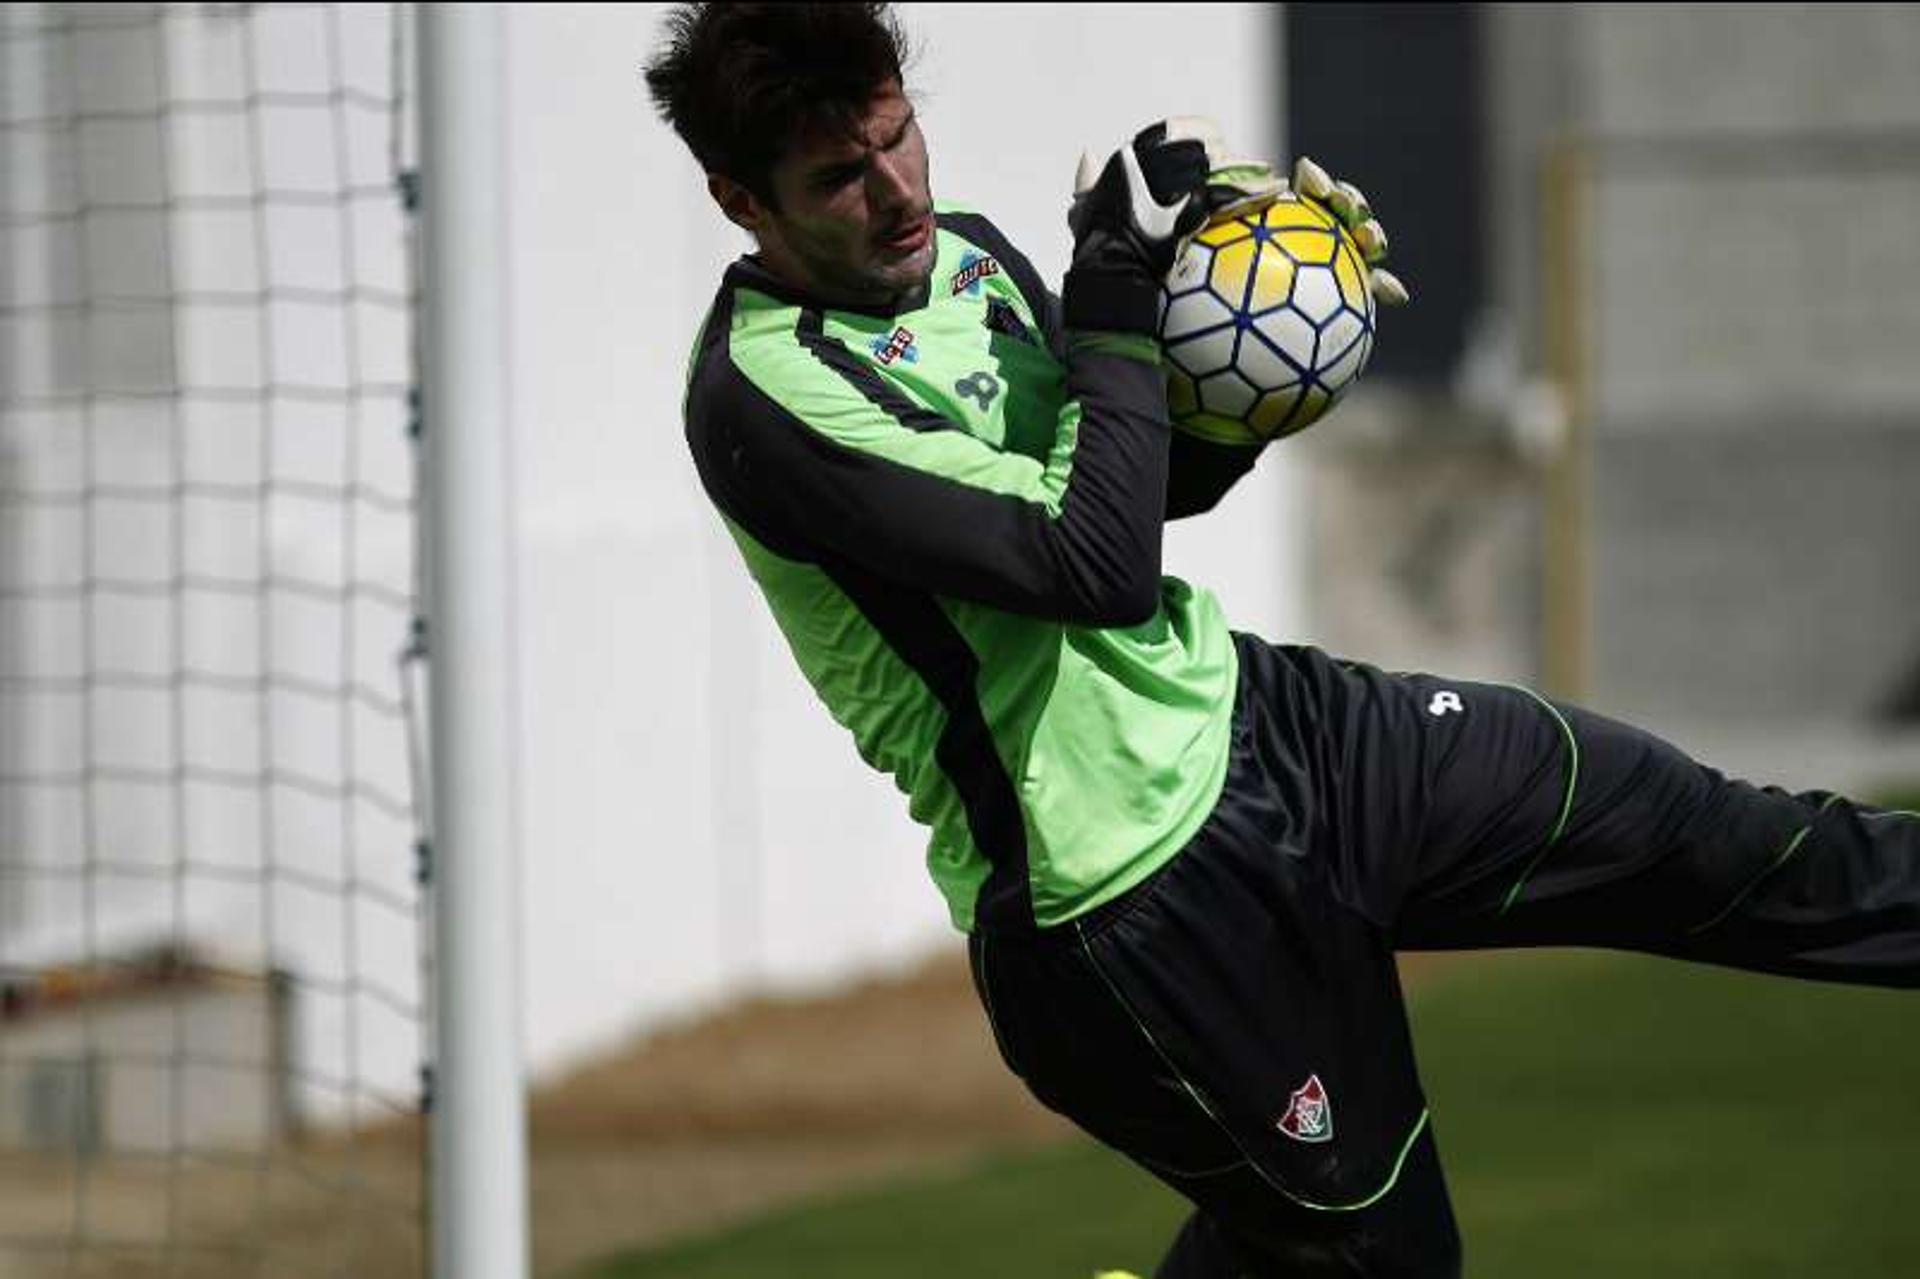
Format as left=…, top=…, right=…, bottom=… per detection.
left=1476, top=4, right=1920, bottom=736
left=1572, top=5, right=1920, bottom=729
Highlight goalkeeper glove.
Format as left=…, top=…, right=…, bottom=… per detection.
left=1200, top=156, right=1288, bottom=221
left=1063, top=117, right=1223, bottom=334
left=1291, top=155, right=1410, bottom=306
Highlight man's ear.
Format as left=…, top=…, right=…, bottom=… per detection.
left=708, top=173, right=764, bottom=235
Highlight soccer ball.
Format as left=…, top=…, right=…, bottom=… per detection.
left=1158, top=194, right=1377, bottom=446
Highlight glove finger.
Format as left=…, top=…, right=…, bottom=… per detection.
left=1292, top=155, right=1335, bottom=202
left=1204, top=189, right=1281, bottom=223
left=1210, top=157, right=1285, bottom=194
left=1211, top=155, right=1276, bottom=178
left=1326, top=180, right=1373, bottom=229
left=1162, top=115, right=1227, bottom=168
left=1068, top=147, right=1128, bottom=239
left=1369, top=267, right=1410, bottom=306
left=1131, top=117, right=1224, bottom=169
left=1174, top=200, right=1212, bottom=244
left=1203, top=162, right=1285, bottom=221
left=1073, top=149, right=1100, bottom=197
left=1137, top=137, right=1211, bottom=206
left=1350, top=218, right=1389, bottom=264
left=1162, top=115, right=1224, bottom=145
left=1135, top=114, right=1223, bottom=197
left=1118, top=142, right=1200, bottom=243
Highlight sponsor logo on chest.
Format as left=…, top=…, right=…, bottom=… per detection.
left=870, top=325, right=919, bottom=365
left=949, top=250, right=1002, bottom=297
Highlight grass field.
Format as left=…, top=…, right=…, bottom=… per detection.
left=575, top=949, right=1920, bottom=1279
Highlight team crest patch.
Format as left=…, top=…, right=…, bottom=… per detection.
left=1277, top=1074, right=1333, bottom=1144
left=949, top=250, right=1001, bottom=296
left=870, top=325, right=918, bottom=365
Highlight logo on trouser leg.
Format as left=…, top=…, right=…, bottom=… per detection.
left=1277, top=1073, right=1333, bottom=1143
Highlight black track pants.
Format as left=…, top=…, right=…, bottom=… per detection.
left=967, top=635, right=1920, bottom=1278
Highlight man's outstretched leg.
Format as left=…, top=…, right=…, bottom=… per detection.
left=1310, top=649, right=1920, bottom=981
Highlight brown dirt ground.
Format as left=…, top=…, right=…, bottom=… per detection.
left=1, top=950, right=1461, bottom=1278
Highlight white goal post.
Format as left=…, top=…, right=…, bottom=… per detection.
left=417, top=5, right=530, bottom=1279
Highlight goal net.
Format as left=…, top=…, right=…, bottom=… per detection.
left=1, top=4, right=426, bottom=1275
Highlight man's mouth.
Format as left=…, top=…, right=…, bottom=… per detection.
left=877, top=213, right=933, bottom=255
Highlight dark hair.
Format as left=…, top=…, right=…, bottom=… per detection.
left=644, top=3, right=911, bottom=206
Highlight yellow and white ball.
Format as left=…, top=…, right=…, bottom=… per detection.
left=1158, top=194, right=1377, bottom=447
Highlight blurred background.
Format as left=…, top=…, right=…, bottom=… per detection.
left=0, top=3, right=1915, bottom=1277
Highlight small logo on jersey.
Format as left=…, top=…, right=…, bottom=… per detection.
left=950, top=250, right=1001, bottom=296
left=1277, top=1074, right=1333, bottom=1144
left=955, top=370, right=1001, bottom=411
left=984, top=296, right=1034, bottom=344
left=870, top=325, right=919, bottom=365
left=1428, top=690, right=1464, bottom=717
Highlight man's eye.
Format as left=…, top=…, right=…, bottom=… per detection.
left=816, top=165, right=863, bottom=191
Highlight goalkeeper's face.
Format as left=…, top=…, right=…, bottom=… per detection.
left=724, top=81, right=935, bottom=307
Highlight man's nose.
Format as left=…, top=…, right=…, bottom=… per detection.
left=867, top=151, right=915, bottom=209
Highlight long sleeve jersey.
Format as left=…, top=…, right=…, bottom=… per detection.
left=684, top=206, right=1250, bottom=935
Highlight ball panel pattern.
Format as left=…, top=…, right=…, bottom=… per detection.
left=1246, top=256, right=1296, bottom=313
left=1246, top=390, right=1297, bottom=439
left=1234, top=330, right=1302, bottom=393
left=1321, top=311, right=1366, bottom=367
left=1208, top=239, right=1258, bottom=305
left=1254, top=309, right=1317, bottom=375
left=1258, top=200, right=1332, bottom=232
left=1276, top=227, right=1337, bottom=265
left=1291, top=265, right=1343, bottom=325
left=1194, top=219, right=1251, bottom=249
left=1166, top=248, right=1211, bottom=295
left=1157, top=194, right=1378, bottom=447
left=1198, top=366, right=1260, bottom=419
left=1332, top=243, right=1370, bottom=312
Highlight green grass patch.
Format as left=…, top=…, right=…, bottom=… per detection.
left=1415, top=951, right=1919, bottom=1278
left=1872, top=787, right=1920, bottom=815
left=576, top=951, right=1920, bottom=1279
left=569, top=1139, right=1186, bottom=1279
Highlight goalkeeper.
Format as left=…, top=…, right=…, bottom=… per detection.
left=645, top=5, right=1920, bottom=1276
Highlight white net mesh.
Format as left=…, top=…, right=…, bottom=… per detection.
left=0, top=4, right=426, bottom=1275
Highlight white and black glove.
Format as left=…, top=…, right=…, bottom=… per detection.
left=1198, top=156, right=1287, bottom=222
left=1063, top=118, right=1224, bottom=334
left=1290, top=155, right=1410, bottom=306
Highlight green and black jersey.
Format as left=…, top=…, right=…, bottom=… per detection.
left=684, top=206, right=1258, bottom=935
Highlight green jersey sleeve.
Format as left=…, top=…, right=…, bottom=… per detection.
left=688, top=272, right=1177, bottom=627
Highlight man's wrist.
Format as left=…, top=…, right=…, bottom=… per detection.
left=1062, top=264, right=1162, bottom=336
left=1064, top=330, right=1163, bottom=366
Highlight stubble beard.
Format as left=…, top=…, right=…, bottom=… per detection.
left=808, top=237, right=934, bottom=308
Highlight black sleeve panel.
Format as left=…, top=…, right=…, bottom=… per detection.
left=931, top=210, right=1263, bottom=522
left=686, top=297, right=1174, bottom=628
left=1165, top=432, right=1266, bottom=520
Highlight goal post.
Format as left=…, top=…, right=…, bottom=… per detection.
left=416, top=5, right=530, bottom=1279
